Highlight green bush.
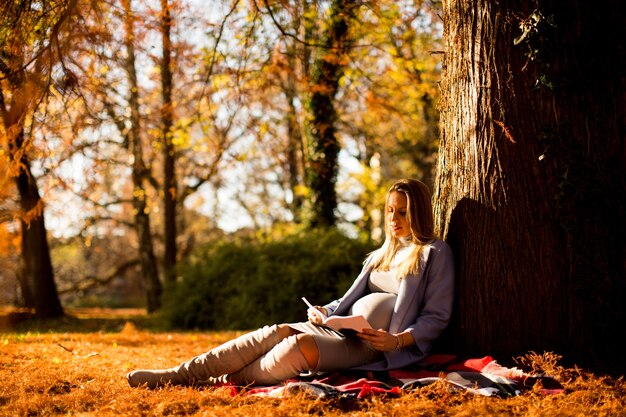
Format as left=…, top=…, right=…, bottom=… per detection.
left=163, top=229, right=376, bottom=330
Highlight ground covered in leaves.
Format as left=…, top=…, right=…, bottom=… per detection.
left=0, top=308, right=624, bottom=416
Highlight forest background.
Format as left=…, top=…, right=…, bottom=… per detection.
left=2, top=0, right=625, bottom=373
left=1, top=0, right=441, bottom=316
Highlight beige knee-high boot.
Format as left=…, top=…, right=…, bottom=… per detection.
left=127, top=325, right=280, bottom=388
left=224, top=334, right=311, bottom=386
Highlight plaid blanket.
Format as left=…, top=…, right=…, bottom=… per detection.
left=229, top=354, right=564, bottom=399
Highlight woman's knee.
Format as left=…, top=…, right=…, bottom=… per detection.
left=277, top=324, right=300, bottom=340
left=295, top=333, right=319, bottom=369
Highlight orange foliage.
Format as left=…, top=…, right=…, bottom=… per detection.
left=0, top=308, right=624, bottom=417
left=0, top=224, right=20, bottom=256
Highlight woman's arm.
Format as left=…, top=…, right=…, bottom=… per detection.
left=403, top=242, right=455, bottom=355
left=357, top=329, right=414, bottom=352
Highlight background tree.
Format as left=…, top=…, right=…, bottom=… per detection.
left=198, top=0, right=443, bottom=234
left=43, top=0, right=147, bottom=307
left=0, top=0, right=446, bottom=312
left=434, top=0, right=625, bottom=366
left=302, top=0, right=359, bottom=228
left=0, top=0, right=81, bottom=318
left=160, top=0, right=177, bottom=283
left=121, top=0, right=162, bottom=312
left=338, top=0, right=442, bottom=238
left=57, top=0, right=255, bottom=306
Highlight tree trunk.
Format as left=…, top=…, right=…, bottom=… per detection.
left=304, top=0, right=356, bottom=228
left=0, top=66, right=63, bottom=318
left=282, top=38, right=305, bottom=224
left=14, top=131, right=64, bottom=318
left=123, top=0, right=162, bottom=312
left=435, top=0, right=625, bottom=367
left=286, top=92, right=304, bottom=223
left=161, top=0, right=177, bottom=283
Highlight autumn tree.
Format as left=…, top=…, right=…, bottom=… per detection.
left=70, top=0, right=164, bottom=311
left=0, top=0, right=81, bottom=318
left=121, top=0, right=162, bottom=312
left=250, top=0, right=362, bottom=230
left=249, top=1, right=443, bottom=235
left=256, top=5, right=309, bottom=225
left=160, top=0, right=177, bottom=283
left=58, top=0, right=255, bottom=307
left=302, top=0, right=359, bottom=228
left=337, top=0, right=443, bottom=237
left=175, top=1, right=313, bottom=233
left=434, top=0, right=625, bottom=365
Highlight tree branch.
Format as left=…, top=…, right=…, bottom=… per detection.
left=200, top=0, right=241, bottom=96
left=0, top=0, right=79, bottom=81
left=57, top=258, right=140, bottom=295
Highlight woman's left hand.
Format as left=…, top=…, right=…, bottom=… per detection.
left=356, top=328, right=399, bottom=352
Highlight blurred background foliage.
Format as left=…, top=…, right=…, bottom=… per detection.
left=163, top=228, right=376, bottom=329
left=0, top=0, right=443, bottom=322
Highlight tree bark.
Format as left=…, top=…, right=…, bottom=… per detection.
left=123, top=0, right=162, bottom=312
left=161, top=0, right=177, bottom=283
left=435, top=0, right=625, bottom=366
left=304, top=0, right=356, bottom=228
left=14, top=131, right=64, bottom=318
left=0, top=48, right=63, bottom=319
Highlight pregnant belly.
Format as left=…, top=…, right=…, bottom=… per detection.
left=349, top=292, right=397, bottom=331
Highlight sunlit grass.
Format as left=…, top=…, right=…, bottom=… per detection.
left=0, top=308, right=624, bottom=416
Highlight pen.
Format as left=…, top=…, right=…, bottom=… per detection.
left=302, top=297, right=327, bottom=319
left=301, top=297, right=315, bottom=310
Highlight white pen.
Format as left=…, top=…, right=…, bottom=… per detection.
left=302, top=297, right=326, bottom=319
left=301, top=297, right=315, bottom=310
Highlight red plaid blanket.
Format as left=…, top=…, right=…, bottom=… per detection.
left=216, top=354, right=564, bottom=398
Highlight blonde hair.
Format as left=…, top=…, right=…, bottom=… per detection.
left=369, top=179, right=436, bottom=278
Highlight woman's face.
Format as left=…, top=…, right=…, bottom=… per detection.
left=387, top=191, right=411, bottom=238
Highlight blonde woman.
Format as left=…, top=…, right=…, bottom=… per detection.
left=128, top=179, right=454, bottom=388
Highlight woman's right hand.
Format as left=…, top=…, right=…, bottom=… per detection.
left=307, top=306, right=327, bottom=324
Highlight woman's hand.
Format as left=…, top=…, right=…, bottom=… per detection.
left=307, top=306, right=328, bottom=325
left=357, top=328, right=402, bottom=352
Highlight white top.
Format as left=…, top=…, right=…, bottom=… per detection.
left=349, top=240, right=413, bottom=331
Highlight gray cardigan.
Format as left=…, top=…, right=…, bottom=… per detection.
left=323, top=239, right=455, bottom=371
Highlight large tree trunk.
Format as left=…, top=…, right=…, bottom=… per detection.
left=161, top=0, right=177, bottom=283
left=0, top=66, right=63, bottom=318
left=435, top=0, right=625, bottom=366
left=17, top=171, right=64, bottom=318
left=14, top=131, right=64, bottom=318
left=304, top=0, right=356, bottom=228
left=123, top=0, right=162, bottom=312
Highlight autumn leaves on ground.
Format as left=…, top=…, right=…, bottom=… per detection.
left=0, top=308, right=624, bottom=417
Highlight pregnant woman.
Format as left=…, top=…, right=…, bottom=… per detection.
left=127, top=178, right=455, bottom=388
